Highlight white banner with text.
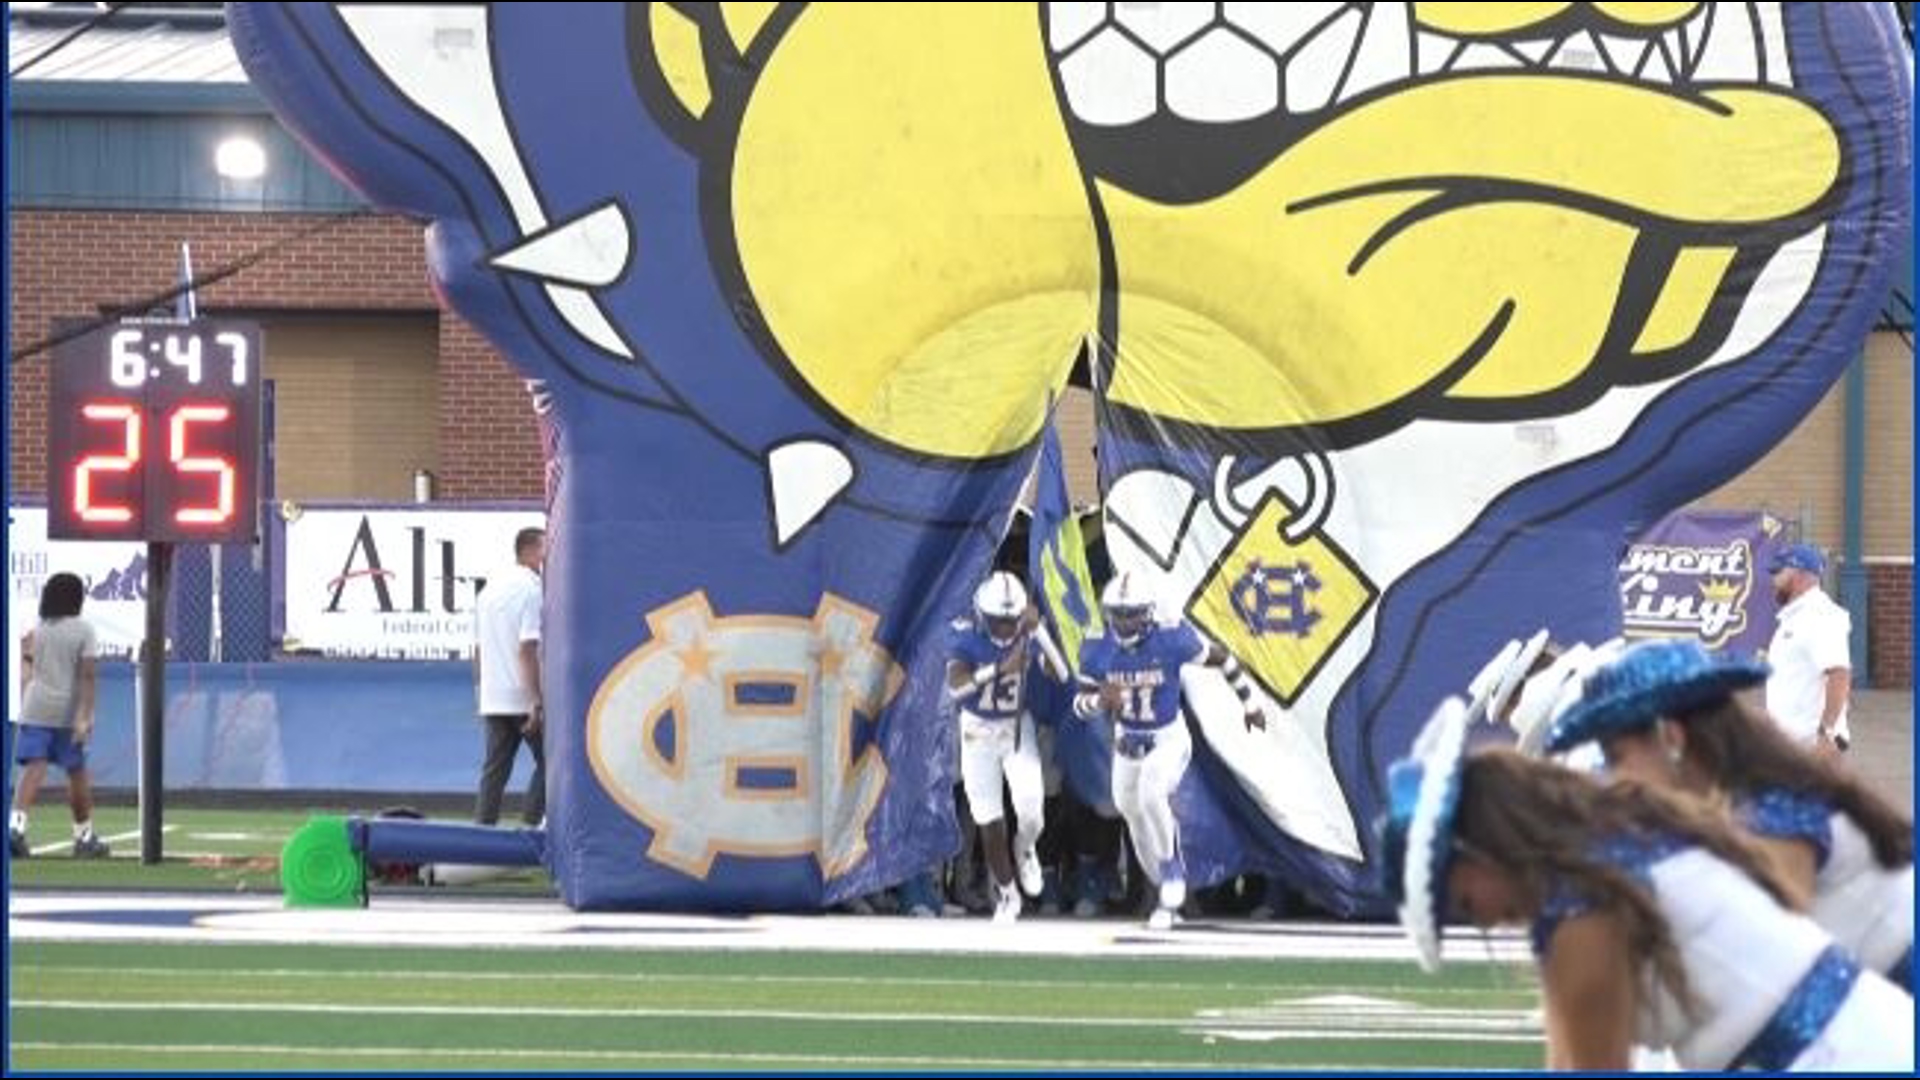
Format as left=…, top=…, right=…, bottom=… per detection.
left=283, top=507, right=543, bottom=659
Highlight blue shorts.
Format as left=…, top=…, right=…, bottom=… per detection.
left=14, top=725, right=87, bottom=773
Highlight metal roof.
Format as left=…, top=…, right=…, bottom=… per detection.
left=10, top=4, right=246, bottom=84
left=7, top=5, right=365, bottom=210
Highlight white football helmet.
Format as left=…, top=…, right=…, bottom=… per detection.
left=1101, top=571, right=1155, bottom=647
left=973, top=571, right=1028, bottom=646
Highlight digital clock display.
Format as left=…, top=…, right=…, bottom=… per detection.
left=47, top=319, right=264, bottom=543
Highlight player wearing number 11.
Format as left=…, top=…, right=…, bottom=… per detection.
left=1074, top=571, right=1267, bottom=931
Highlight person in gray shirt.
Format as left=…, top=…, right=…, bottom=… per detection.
left=10, top=572, right=108, bottom=858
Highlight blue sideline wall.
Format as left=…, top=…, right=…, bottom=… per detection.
left=62, top=661, right=530, bottom=794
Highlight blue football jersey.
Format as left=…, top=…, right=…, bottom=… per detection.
left=1078, top=621, right=1206, bottom=730
left=948, top=619, right=1029, bottom=720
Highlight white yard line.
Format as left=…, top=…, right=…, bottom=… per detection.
left=12, top=963, right=1538, bottom=999
left=8, top=1041, right=1473, bottom=1071
left=9, top=997, right=1536, bottom=1039
left=8, top=894, right=1533, bottom=964
left=5, top=998, right=1301, bottom=1027
left=28, top=825, right=172, bottom=857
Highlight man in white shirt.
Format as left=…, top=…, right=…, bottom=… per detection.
left=473, top=527, right=546, bottom=825
left=1763, top=542, right=1852, bottom=754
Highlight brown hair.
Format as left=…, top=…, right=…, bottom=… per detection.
left=1454, top=748, right=1804, bottom=1009
left=1676, top=696, right=1912, bottom=868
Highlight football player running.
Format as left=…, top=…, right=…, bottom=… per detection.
left=1075, top=571, right=1266, bottom=930
left=946, top=572, right=1068, bottom=923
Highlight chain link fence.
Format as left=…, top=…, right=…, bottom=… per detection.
left=170, top=539, right=274, bottom=663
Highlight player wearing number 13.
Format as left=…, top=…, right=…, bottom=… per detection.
left=1074, top=571, right=1267, bottom=931
left=946, top=572, right=1069, bottom=924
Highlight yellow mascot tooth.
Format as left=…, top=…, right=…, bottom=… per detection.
left=732, top=5, right=1098, bottom=459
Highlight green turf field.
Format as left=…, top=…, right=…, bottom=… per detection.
left=8, top=804, right=1546, bottom=1071
left=11, top=941, right=1544, bottom=1071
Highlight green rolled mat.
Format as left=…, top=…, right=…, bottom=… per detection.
left=281, top=815, right=365, bottom=907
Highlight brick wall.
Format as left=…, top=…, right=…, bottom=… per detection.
left=1867, top=562, right=1912, bottom=689
left=437, top=316, right=541, bottom=498
left=9, top=208, right=540, bottom=501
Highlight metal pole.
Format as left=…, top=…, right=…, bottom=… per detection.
left=140, top=541, right=173, bottom=865
left=209, top=545, right=224, bottom=662
left=1838, top=351, right=1871, bottom=683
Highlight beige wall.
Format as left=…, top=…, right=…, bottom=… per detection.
left=265, top=313, right=440, bottom=501
left=1861, top=330, right=1913, bottom=561
left=1693, top=330, right=1911, bottom=562
left=1058, top=385, right=1099, bottom=505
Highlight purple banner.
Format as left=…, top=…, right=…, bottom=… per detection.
left=1619, top=510, right=1787, bottom=657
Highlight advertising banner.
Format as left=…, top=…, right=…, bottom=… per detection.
left=1620, top=510, right=1786, bottom=655
left=283, top=506, right=543, bottom=659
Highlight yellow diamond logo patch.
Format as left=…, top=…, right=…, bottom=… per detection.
left=1188, top=491, right=1375, bottom=707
